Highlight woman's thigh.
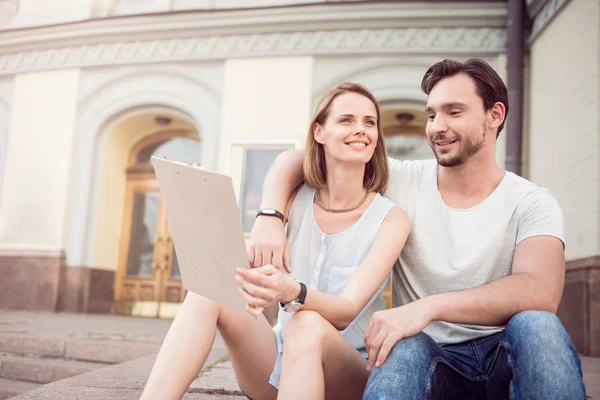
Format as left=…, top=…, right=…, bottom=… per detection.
left=215, top=301, right=279, bottom=400
left=323, top=336, right=369, bottom=399
left=285, top=311, right=370, bottom=400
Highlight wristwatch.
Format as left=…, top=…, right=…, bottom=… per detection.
left=281, top=281, right=307, bottom=313
left=256, top=208, right=285, bottom=223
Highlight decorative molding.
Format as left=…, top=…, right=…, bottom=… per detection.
left=65, top=67, right=222, bottom=267
left=528, top=0, right=571, bottom=43
left=526, top=0, right=549, bottom=19
left=0, top=27, right=507, bottom=76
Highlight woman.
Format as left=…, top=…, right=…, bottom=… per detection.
left=141, top=82, right=410, bottom=400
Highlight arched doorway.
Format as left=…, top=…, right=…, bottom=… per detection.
left=380, top=106, right=430, bottom=308
left=382, top=107, right=430, bottom=160
left=114, top=129, right=201, bottom=318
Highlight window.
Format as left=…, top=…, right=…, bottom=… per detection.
left=240, top=148, right=288, bottom=234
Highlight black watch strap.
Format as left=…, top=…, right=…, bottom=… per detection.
left=256, top=208, right=285, bottom=223
left=297, top=281, right=307, bottom=305
left=280, top=281, right=307, bottom=307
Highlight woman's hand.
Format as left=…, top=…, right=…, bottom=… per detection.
left=248, top=217, right=291, bottom=273
left=235, top=265, right=300, bottom=317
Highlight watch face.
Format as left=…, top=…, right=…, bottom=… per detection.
left=283, top=303, right=302, bottom=313
left=263, top=210, right=275, bottom=215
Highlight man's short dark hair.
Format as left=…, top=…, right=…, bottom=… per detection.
left=421, top=59, right=509, bottom=137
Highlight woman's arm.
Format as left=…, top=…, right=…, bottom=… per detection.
left=237, top=206, right=410, bottom=330
left=248, top=150, right=305, bottom=272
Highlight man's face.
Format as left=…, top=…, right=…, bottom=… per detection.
left=425, top=74, right=490, bottom=168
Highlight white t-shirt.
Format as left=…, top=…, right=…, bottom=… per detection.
left=384, top=158, right=565, bottom=344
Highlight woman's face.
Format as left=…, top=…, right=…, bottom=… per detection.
left=314, top=92, right=379, bottom=165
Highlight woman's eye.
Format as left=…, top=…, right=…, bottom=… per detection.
left=365, top=120, right=376, bottom=126
left=340, top=118, right=351, bottom=123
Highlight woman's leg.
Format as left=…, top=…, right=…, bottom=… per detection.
left=141, top=292, right=278, bottom=400
left=278, top=311, right=370, bottom=400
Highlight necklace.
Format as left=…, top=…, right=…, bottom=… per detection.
left=315, top=190, right=370, bottom=213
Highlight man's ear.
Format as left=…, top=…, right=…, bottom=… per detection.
left=314, top=123, right=326, bottom=144
left=489, top=102, right=506, bottom=130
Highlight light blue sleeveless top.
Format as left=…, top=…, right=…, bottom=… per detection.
left=269, top=183, right=396, bottom=388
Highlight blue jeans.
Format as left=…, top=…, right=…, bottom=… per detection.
left=364, top=311, right=586, bottom=399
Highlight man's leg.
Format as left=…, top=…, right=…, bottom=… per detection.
left=500, top=310, right=586, bottom=400
left=363, top=332, right=484, bottom=400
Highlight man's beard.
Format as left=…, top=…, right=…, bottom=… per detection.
left=431, top=126, right=486, bottom=168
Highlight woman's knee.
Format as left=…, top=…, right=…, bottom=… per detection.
left=182, top=292, right=220, bottom=315
left=283, top=310, right=330, bottom=350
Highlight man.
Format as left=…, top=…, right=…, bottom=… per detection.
left=250, top=59, right=585, bottom=399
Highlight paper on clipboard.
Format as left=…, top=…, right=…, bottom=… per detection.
left=151, top=156, right=249, bottom=314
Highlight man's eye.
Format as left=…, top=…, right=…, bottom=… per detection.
left=427, top=115, right=435, bottom=120
left=449, top=111, right=461, bottom=116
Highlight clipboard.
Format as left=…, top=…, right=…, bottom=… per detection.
left=151, top=156, right=249, bottom=314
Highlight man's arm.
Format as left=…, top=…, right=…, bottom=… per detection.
left=365, top=235, right=565, bottom=370
left=427, top=235, right=564, bottom=325
left=249, top=149, right=305, bottom=271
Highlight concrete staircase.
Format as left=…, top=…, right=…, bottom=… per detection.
left=0, top=333, right=160, bottom=399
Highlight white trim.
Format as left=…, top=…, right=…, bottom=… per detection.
left=528, top=0, right=572, bottom=42
left=226, top=140, right=299, bottom=235
left=0, top=244, right=64, bottom=258
left=64, top=68, right=221, bottom=267
left=225, top=139, right=301, bottom=176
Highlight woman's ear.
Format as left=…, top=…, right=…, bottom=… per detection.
left=314, top=123, right=325, bottom=144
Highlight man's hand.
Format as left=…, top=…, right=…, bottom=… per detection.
left=365, top=299, right=435, bottom=371
left=248, top=216, right=291, bottom=273
left=235, top=265, right=299, bottom=317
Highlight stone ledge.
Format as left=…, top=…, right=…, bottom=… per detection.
left=15, top=348, right=235, bottom=399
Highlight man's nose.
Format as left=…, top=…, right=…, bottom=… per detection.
left=429, top=115, right=448, bottom=135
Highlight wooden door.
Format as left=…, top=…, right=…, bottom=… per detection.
left=114, top=175, right=185, bottom=317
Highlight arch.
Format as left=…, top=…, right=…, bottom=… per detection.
left=127, top=128, right=199, bottom=167
left=65, top=69, right=222, bottom=267
left=311, top=60, right=432, bottom=115
left=311, top=55, right=498, bottom=110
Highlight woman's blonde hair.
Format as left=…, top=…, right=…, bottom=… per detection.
left=304, top=82, right=389, bottom=193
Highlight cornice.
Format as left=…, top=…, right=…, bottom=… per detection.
left=0, top=2, right=508, bottom=75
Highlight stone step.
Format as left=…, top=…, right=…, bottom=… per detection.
left=0, top=334, right=159, bottom=364
left=0, top=378, right=43, bottom=400
left=0, top=354, right=108, bottom=384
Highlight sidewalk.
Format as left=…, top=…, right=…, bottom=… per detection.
left=0, top=310, right=598, bottom=399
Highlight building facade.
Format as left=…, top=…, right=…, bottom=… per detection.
left=0, top=0, right=597, bottom=355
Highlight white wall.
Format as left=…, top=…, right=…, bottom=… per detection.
left=529, top=0, right=600, bottom=260
left=219, top=57, right=313, bottom=197
left=0, top=69, right=79, bottom=254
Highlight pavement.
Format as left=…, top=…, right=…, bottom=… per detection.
left=0, top=310, right=598, bottom=399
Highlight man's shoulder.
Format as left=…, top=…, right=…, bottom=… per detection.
left=502, top=172, right=562, bottom=217
left=503, top=172, right=554, bottom=200
left=384, top=158, right=436, bottom=205
left=388, top=158, right=436, bottom=178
